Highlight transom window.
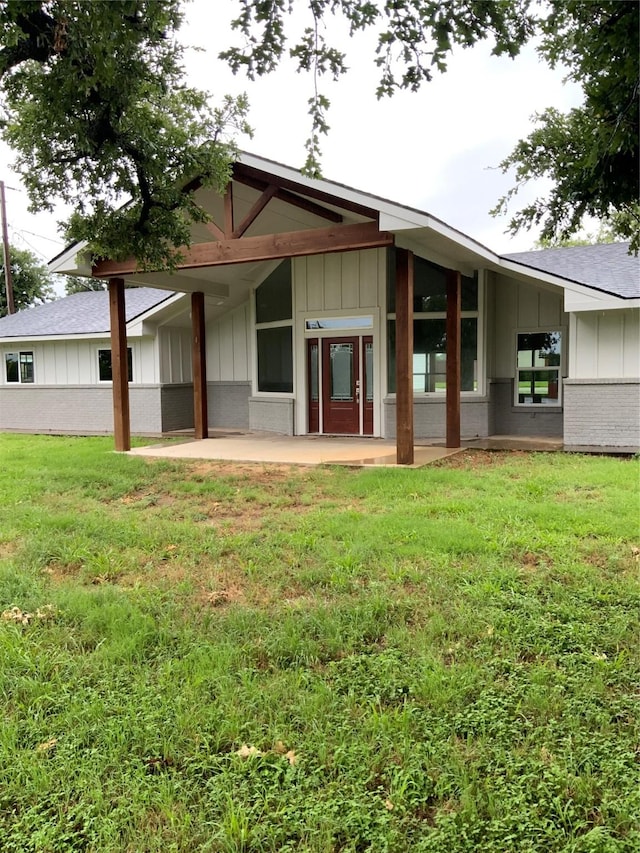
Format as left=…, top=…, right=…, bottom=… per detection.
left=98, top=348, right=133, bottom=382
left=5, top=351, right=34, bottom=384
left=515, top=331, right=562, bottom=406
left=387, top=254, right=480, bottom=393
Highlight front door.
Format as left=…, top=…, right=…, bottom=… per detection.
left=323, top=337, right=360, bottom=434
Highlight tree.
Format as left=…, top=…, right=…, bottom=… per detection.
left=0, top=1, right=637, bottom=266
left=491, top=2, right=639, bottom=252
left=0, top=244, right=54, bottom=316
left=63, top=276, right=106, bottom=295
left=223, top=1, right=639, bottom=251
left=0, top=0, right=250, bottom=269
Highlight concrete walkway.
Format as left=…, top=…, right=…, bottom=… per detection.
left=128, top=432, right=463, bottom=467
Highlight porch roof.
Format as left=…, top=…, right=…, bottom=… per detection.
left=48, top=152, right=639, bottom=311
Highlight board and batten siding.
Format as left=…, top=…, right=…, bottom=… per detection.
left=293, top=248, right=386, bottom=312
left=490, top=273, right=568, bottom=378
left=206, top=302, right=250, bottom=382
left=158, top=327, right=192, bottom=384
left=568, top=309, right=639, bottom=379
left=0, top=337, right=158, bottom=386
left=487, top=272, right=567, bottom=438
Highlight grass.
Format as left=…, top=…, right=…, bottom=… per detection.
left=0, top=433, right=639, bottom=852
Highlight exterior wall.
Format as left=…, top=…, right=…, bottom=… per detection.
left=158, top=327, right=192, bottom=384
left=384, top=398, right=491, bottom=440
left=564, top=308, right=640, bottom=448
left=208, top=381, right=251, bottom=430
left=489, top=379, right=563, bottom=436
left=293, top=249, right=387, bottom=436
left=563, top=380, right=639, bottom=448
left=488, top=272, right=567, bottom=438
left=293, top=249, right=385, bottom=312
left=569, top=309, right=639, bottom=379
left=207, top=303, right=251, bottom=382
left=160, top=383, right=194, bottom=432
left=0, top=337, right=158, bottom=386
left=0, top=385, right=166, bottom=435
left=249, top=397, right=295, bottom=435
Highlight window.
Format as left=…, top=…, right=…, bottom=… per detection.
left=256, top=326, right=293, bottom=392
left=98, top=348, right=133, bottom=382
left=515, top=331, right=562, bottom=406
left=255, top=261, right=293, bottom=393
left=387, top=254, right=480, bottom=394
left=5, top=351, right=34, bottom=383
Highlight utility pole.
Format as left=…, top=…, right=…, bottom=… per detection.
left=0, top=181, right=16, bottom=315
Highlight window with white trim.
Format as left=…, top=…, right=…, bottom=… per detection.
left=515, top=331, right=562, bottom=406
left=5, top=351, right=34, bottom=383
left=98, top=348, right=133, bottom=382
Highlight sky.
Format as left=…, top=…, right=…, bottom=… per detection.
left=0, top=0, right=584, bottom=290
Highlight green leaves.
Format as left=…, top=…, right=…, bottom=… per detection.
left=494, top=1, right=639, bottom=252
left=0, top=244, right=54, bottom=316
left=0, top=1, right=250, bottom=268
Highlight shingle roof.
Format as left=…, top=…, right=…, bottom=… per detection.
left=0, top=287, right=172, bottom=339
left=503, top=242, right=639, bottom=299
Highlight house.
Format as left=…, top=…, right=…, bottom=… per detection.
left=1, top=153, right=638, bottom=456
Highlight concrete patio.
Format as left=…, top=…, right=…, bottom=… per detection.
left=127, top=431, right=565, bottom=468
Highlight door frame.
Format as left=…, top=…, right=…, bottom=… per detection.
left=307, top=333, right=374, bottom=436
left=297, top=309, right=383, bottom=437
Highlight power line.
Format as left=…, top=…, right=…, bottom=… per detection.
left=15, top=228, right=64, bottom=245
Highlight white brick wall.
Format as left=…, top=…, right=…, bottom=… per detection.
left=564, top=380, right=640, bottom=448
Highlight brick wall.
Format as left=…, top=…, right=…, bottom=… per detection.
left=208, top=382, right=251, bottom=429
left=249, top=397, right=294, bottom=435
left=564, top=380, right=640, bottom=448
left=160, top=384, right=194, bottom=432
left=0, top=385, right=164, bottom=435
left=490, top=379, right=563, bottom=437
left=383, top=397, right=491, bottom=440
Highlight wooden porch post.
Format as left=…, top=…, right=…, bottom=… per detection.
left=395, top=248, right=414, bottom=465
left=191, top=291, right=208, bottom=440
left=108, top=278, right=130, bottom=452
left=446, top=269, right=461, bottom=448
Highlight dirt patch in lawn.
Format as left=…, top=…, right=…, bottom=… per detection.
left=431, top=449, right=531, bottom=469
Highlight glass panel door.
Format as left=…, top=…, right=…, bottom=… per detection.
left=322, top=337, right=360, bottom=434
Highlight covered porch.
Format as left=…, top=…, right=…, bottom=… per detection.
left=93, top=156, right=472, bottom=464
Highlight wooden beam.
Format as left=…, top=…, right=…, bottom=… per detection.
left=234, top=172, right=343, bottom=223
left=233, top=162, right=379, bottom=219
left=395, top=248, right=414, bottom=465
left=191, top=291, right=208, bottom=440
left=108, top=278, right=130, bottom=452
left=446, top=269, right=461, bottom=448
left=223, top=183, right=234, bottom=238
left=232, top=183, right=278, bottom=238
left=204, top=219, right=225, bottom=241
left=93, top=221, right=394, bottom=277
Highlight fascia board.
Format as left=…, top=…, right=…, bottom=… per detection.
left=48, top=243, right=92, bottom=275
left=565, top=296, right=639, bottom=312
left=0, top=332, right=112, bottom=344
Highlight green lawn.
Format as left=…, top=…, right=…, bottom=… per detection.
left=1, top=434, right=639, bottom=852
